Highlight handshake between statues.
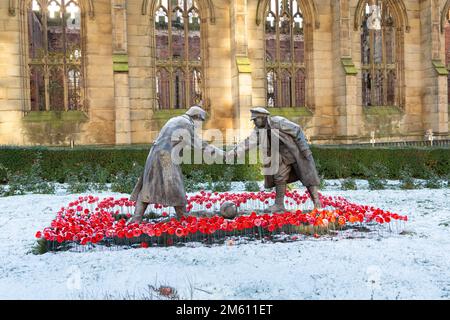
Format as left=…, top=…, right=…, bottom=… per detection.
left=128, top=105, right=322, bottom=224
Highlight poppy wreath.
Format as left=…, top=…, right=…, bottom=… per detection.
left=35, top=191, right=408, bottom=251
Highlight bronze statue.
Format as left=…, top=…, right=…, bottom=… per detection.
left=228, top=107, right=322, bottom=212
left=129, top=106, right=224, bottom=223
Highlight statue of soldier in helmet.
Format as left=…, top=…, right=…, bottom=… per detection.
left=228, top=107, right=322, bottom=213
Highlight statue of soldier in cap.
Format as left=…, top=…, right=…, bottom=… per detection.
left=128, top=105, right=224, bottom=223
left=228, top=107, right=322, bottom=212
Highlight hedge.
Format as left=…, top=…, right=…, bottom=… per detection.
left=311, top=146, right=450, bottom=179
left=0, top=145, right=449, bottom=182
left=0, top=145, right=262, bottom=183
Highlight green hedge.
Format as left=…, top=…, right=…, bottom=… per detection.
left=0, top=145, right=449, bottom=182
left=0, top=146, right=262, bottom=183
left=311, top=146, right=450, bottom=179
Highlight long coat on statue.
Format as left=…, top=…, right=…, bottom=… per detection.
left=235, top=116, right=321, bottom=188
left=130, top=114, right=222, bottom=206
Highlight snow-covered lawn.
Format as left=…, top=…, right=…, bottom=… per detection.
left=0, top=184, right=449, bottom=300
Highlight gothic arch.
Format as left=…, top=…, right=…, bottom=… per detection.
left=441, top=0, right=450, bottom=33
left=256, top=0, right=319, bottom=29
left=354, top=0, right=410, bottom=32
left=150, top=1, right=210, bottom=110
left=357, top=0, right=406, bottom=109
left=19, top=0, right=89, bottom=113
left=261, top=0, right=316, bottom=109
left=141, top=0, right=215, bottom=24
left=11, top=0, right=94, bottom=18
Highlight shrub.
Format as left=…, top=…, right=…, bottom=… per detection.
left=64, top=163, right=112, bottom=193
left=341, top=178, right=357, bottom=190
left=0, top=153, right=55, bottom=196
left=366, top=163, right=388, bottom=190
left=93, top=164, right=111, bottom=184
left=0, top=163, right=7, bottom=184
left=184, top=170, right=212, bottom=193
left=370, top=162, right=390, bottom=178
left=90, top=165, right=111, bottom=191
left=34, top=181, right=56, bottom=194
left=66, top=174, right=90, bottom=194
left=319, top=174, right=327, bottom=190
left=368, top=177, right=386, bottom=190
left=1, top=173, right=56, bottom=196
left=209, top=167, right=233, bottom=192
left=399, top=167, right=419, bottom=190
left=423, top=168, right=443, bottom=189
left=110, top=163, right=143, bottom=194
left=2, top=173, right=28, bottom=196
left=244, top=181, right=260, bottom=192
left=29, top=153, right=55, bottom=194
left=211, top=181, right=231, bottom=192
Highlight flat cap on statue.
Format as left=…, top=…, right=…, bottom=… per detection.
left=250, top=107, right=271, bottom=120
left=186, top=105, right=207, bottom=121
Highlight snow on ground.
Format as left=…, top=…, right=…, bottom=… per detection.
left=0, top=183, right=449, bottom=300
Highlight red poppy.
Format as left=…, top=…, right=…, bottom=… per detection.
left=133, top=229, right=142, bottom=237
left=126, top=230, right=134, bottom=238
left=175, top=228, right=184, bottom=237
left=141, top=242, right=149, bottom=248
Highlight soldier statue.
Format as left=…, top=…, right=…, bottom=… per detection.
left=128, top=105, right=224, bottom=223
left=228, top=107, right=322, bottom=213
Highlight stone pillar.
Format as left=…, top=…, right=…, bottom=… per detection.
left=421, top=0, right=449, bottom=139
left=230, top=0, right=253, bottom=140
left=333, top=0, right=360, bottom=143
left=0, top=0, right=24, bottom=145
left=111, top=0, right=131, bottom=144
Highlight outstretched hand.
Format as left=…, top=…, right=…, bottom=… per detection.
left=225, top=150, right=236, bottom=164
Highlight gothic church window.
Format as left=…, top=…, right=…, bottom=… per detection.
left=28, top=0, right=84, bottom=112
left=155, top=0, right=203, bottom=110
left=361, top=0, right=397, bottom=107
left=264, top=0, right=305, bottom=108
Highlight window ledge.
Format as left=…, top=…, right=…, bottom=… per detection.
left=267, top=107, right=313, bottom=117
left=23, top=111, right=88, bottom=122
left=152, top=109, right=188, bottom=120
left=341, top=57, right=358, bottom=75
left=363, top=106, right=403, bottom=116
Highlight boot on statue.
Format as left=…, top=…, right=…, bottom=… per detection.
left=307, top=185, right=322, bottom=209
left=175, top=206, right=186, bottom=220
left=268, top=184, right=287, bottom=213
left=129, top=201, right=149, bottom=224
